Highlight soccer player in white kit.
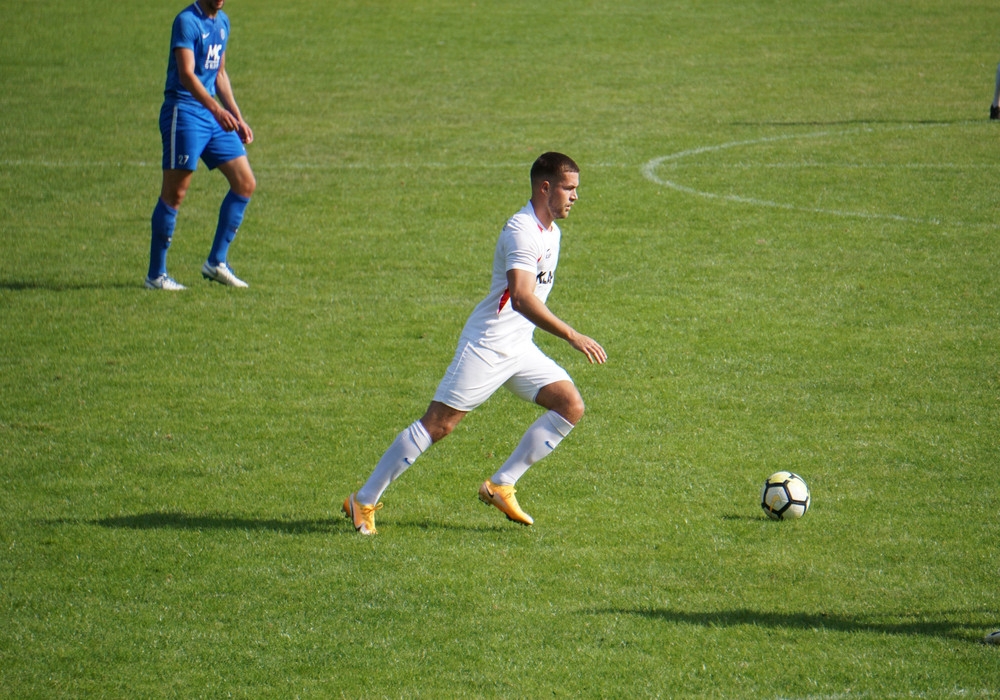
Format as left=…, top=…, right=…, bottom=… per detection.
left=343, top=152, right=607, bottom=535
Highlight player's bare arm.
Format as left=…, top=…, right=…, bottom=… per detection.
left=175, top=47, right=240, bottom=133
left=506, top=268, right=607, bottom=365
left=213, top=53, right=253, bottom=144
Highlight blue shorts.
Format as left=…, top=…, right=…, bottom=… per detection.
left=159, top=101, right=247, bottom=171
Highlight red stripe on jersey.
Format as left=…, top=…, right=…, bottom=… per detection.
left=497, top=288, right=510, bottom=314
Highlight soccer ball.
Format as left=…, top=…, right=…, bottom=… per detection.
left=760, top=471, right=810, bottom=520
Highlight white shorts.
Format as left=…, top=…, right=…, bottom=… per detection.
left=432, top=340, right=572, bottom=412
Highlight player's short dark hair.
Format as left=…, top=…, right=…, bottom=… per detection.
left=530, top=152, right=579, bottom=186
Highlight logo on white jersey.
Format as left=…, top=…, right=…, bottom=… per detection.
left=205, top=43, right=222, bottom=70
left=536, top=248, right=554, bottom=286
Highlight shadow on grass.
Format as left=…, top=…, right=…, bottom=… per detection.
left=728, top=118, right=979, bottom=127
left=91, top=512, right=341, bottom=534
left=0, top=279, right=138, bottom=292
left=719, top=514, right=763, bottom=522
left=86, top=511, right=510, bottom=535
left=389, top=515, right=519, bottom=534
left=588, top=607, right=991, bottom=641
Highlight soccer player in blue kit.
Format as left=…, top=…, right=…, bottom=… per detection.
left=146, top=0, right=256, bottom=290
left=343, top=153, right=608, bottom=535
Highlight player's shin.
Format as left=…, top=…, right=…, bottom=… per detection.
left=149, top=198, right=178, bottom=278
left=491, top=410, right=574, bottom=486
left=356, top=420, right=433, bottom=505
left=209, top=191, right=250, bottom=266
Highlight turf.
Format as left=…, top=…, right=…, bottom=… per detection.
left=1, top=0, right=999, bottom=697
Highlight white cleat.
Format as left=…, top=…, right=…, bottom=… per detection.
left=201, top=261, right=248, bottom=288
left=144, top=274, right=186, bottom=290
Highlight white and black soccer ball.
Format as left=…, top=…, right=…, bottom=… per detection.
left=760, top=471, right=810, bottom=520
left=983, top=630, right=1000, bottom=645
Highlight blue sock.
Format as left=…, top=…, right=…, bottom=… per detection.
left=208, top=191, right=250, bottom=266
left=149, top=199, right=178, bottom=279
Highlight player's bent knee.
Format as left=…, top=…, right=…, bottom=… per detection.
left=221, top=158, right=257, bottom=198
left=561, top=395, right=586, bottom=425
left=241, top=173, right=257, bottom=198
left=231, top=173, right=256, bottom=199
left=420, top=403, right=466, bottom=443
left=537, top=382, right=585, bottom=424
left=549, top=396, right=585, bottom=426
left=424, top=419, right=463, bottom=444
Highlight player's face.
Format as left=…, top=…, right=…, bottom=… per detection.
left=545, top=171, right=579, bottom=221
left=198, top=0, right=225, bottom=15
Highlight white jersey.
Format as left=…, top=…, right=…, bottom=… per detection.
left=458, top=202, right=561, bottom=355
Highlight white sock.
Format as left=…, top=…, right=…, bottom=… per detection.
left=993, top=62, right=1000, bottom=107
left=491, top=411, right=575, bottom=486
left=357, top=420, right=432, bottom=504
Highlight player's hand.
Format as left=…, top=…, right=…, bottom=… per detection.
left=570, top=334, right=607, bottom=365
left=212, top=107, right=240, bottom=133
left=237, top=121, right=254, bottom=145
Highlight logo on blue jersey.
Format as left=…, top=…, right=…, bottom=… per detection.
left=205, top=44, right=222, bottom=70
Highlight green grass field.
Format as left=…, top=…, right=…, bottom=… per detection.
left=2, top=0, right=999, bottom=696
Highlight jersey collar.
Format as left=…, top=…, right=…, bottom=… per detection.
left=527, top=201, right=551, bottom=233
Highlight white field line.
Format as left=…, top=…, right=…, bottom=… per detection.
left=2, top=123, right=991, bottom=228
left=641, top=124, right=987, bottom=226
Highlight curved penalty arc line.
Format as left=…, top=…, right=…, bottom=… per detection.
left=641, top=127, right=960, bottom=226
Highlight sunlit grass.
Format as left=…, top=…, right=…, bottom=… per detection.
left=1, top=0, right=999, bottom=697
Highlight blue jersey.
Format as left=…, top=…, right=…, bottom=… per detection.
left=163, top=3, right=230, bottom=106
